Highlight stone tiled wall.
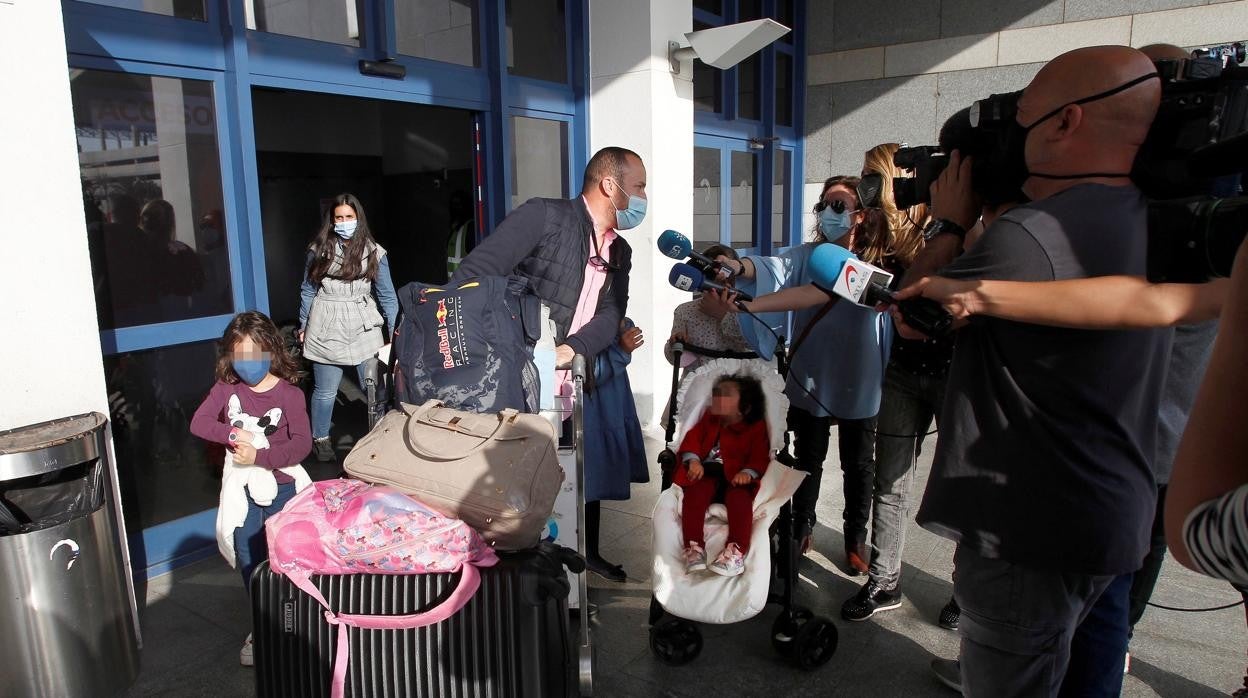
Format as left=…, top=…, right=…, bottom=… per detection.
left=801, top=0, right=1248, bottom=225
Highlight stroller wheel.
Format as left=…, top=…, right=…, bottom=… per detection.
left=771, top=607, right=813, bottom=656
left=648, top=595, right=665, bottom=626
left=793, top=616, right=838, bottom=670
left=649, top=619, right=702, bottom=666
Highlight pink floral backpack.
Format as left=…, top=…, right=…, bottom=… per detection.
left=265, top=479, right=498, bottom=698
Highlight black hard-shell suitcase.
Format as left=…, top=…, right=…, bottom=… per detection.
left=250, top=543, right=582, bottom=698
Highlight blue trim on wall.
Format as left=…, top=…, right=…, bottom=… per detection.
left=131, top=509, right=218, bottom=580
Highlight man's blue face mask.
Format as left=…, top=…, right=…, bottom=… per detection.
left=608, top=179, right=647, bottom=230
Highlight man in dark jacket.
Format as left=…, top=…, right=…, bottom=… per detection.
left=451, top=147, right=646, bottom=366
left=451, top=147, right=647, bottom=581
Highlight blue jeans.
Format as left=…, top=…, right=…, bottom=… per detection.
left=235, top=481, right=297, bottom=589
left=1059, top=572, right=1132, bottom=697
left=310, top=361, right=367, bottom=439
left=868, top=364, right=946, bottom=588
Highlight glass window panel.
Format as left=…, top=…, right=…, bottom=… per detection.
left=693, top=0, right=722, bottom=15
left=395, top=0, right=479, bottom=67
left=772, top=150, right=791, bottom=249
left=72, top=69, right=233, bottom=330
left=105, top=340, right=224, bottom=530
left=510, top=116, right=569, bottom=211
left=730, top=150, right=756, bottom=247
left=737, top=53, right=760, bottom=121
left=76, top=0, right=206, bottom=20
left=692, top=20, right=722, bottom=114
left=505, top=0, right=568, bottom=83
left=693, top=147, right=722, bottom=249
left=739, top=0, right=762, bottom=21
left=776, top=52, right=793, bottom=127
left=246, top=0, right=363, bottom=46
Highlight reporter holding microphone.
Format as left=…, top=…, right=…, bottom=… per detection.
left=713, top=175, right=893, bottom=571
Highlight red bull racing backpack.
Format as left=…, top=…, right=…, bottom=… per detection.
left=391, top=275, right=539, bottom=413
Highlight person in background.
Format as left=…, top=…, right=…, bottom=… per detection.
left=297, top=193, right=399, bottom=462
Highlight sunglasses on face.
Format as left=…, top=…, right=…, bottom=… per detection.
left=814, top=199, right=855, bottom=215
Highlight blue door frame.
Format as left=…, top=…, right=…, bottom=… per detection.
left=63, top=0, right=589, bottom=577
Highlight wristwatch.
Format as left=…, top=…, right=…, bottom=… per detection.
left=922, top=218, right=968, bottom=243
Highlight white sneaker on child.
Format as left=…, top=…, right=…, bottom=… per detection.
left=710, top=543, right=746, bottom=576
left=684, top=542, right=707, bottom=573
left=240, top=632, right=255, bottom=667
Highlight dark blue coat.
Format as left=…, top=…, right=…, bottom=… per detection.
left=583, top=334, right=649, bottom=502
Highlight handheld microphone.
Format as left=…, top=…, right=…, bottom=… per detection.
left=657, top=230, right=732, bottom=281
left=667, top=263, right=754, bottom=302
left=808, top=244, right=954, bottom=338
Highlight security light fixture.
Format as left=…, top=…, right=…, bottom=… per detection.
left=669, top=18, right=791, bottom=74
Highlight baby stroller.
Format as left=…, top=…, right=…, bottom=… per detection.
left=647, top=351, right=838, bottom=670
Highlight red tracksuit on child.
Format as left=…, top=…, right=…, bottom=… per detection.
left=674, top=412, right=771, bottom=552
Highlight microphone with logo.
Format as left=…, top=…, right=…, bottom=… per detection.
left=657, top=230, right=733, bottom=281
left=808, top=244, right=954, bottom=338
left=667, top=262, right=754, bottom=304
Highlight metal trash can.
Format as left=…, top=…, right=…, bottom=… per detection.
left=0, top=413, right=140, bottom=697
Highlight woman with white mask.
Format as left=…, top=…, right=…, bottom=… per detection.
left=297, top=193, right=399, bottom=462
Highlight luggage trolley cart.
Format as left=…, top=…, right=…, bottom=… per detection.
left=570, top=354, right=595, bottom=696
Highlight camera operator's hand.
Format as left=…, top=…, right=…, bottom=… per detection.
left=891, top=276, right=977, bottom=339
left=894, top=276, right=982, bottom=321
left=930, top=150, right=980, bottom=231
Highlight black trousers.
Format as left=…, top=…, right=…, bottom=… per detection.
left=788, top=406, right=876, bottom=546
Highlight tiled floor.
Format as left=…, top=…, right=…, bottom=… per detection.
left=124, top=429, right=1246, bottom=697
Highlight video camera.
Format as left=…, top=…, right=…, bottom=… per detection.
left=864, top=42, right=1248, bottom=283
left=1134, top=44, right=1248, bottom=282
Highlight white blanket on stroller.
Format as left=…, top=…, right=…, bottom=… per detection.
left=651, top=461, right=805, bottom=625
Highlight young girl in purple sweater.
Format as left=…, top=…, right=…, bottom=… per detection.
left=190, top=311, right=312, bottom=666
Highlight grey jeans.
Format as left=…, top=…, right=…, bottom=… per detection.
left=867, top=364, right=946, bottom=588
left=954, top=546, right=1114, bottom=698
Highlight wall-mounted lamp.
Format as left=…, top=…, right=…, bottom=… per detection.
left=669, top=18, right=791, bottom=75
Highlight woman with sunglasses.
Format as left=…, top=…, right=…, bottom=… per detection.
left=714, top=175, right=895, bottom=574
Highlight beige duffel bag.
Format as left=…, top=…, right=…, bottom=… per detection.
left=344, top=400, right=563, bottom=550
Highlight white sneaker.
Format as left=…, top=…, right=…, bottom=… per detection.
left=683, top=542, right=707, bottom=573
left=709, top=543, right=746, bottom=576
left=240, top=632, right=255, bottom=667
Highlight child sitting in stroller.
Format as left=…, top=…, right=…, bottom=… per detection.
left=675, top=374, right=770, bottom=577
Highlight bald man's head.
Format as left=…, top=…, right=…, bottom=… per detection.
left=1017, top=46, right=1161, bottom=196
